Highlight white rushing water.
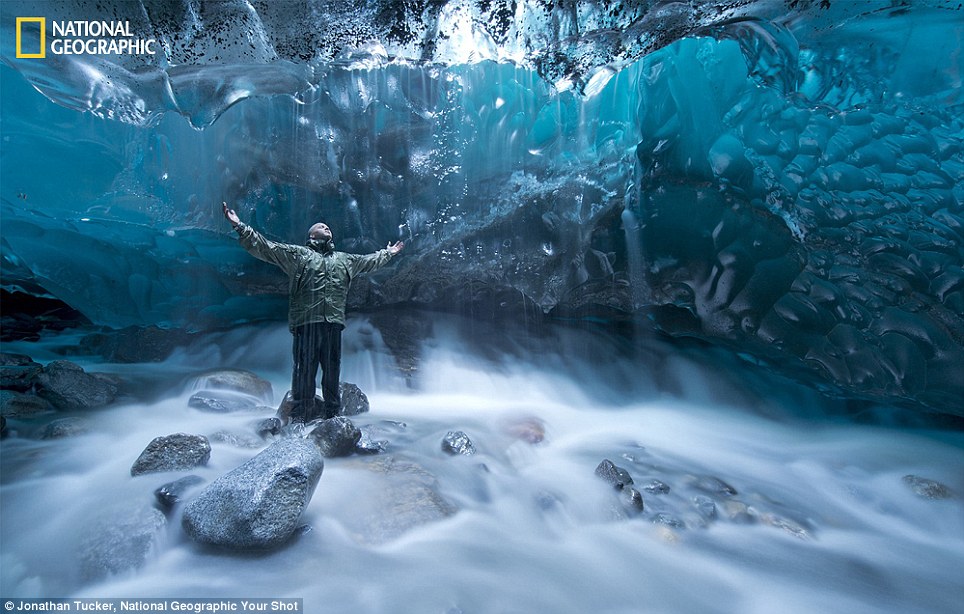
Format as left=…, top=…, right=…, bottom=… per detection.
left=1, top=318, right=962, bottom=614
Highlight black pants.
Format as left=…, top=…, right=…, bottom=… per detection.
left=291, top=322, right=343, bottom=421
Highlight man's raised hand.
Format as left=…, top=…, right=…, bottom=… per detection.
left=387, top=241, right=404, bottom=255
left=222, top=202, right=241, bottom=228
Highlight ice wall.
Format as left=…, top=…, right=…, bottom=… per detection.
left=1, top=0, right=961, bottom=414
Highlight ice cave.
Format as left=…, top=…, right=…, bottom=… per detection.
left=1, top=1, right=962, bottom=612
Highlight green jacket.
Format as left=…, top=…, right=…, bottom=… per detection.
left=236, top=223, right=395, bottom=329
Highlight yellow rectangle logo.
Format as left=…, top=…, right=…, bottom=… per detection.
left=16, top=17, right=46, bottom=58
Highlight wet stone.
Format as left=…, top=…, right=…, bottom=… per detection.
left=644, top=479, right=671, bottom=494
left=257, top=416, right=283, bottom=438
left=188, top=369, right=273, bottom=402
left=902, top=474, right=953, bottom=499
left=442, top=430, right=476, bottom=455
left=652, top=513, right=685, bottom=529
left=355, top=427, right=389, bottom=455
left=692, top=495, right=718, bottom=521
left=78, top=504, right=167, bottom=581
left=131, top=433, right=211, bottom=476
left=40, top=417, right=90, bottom=439
left=311, top=416, right=361, bottom=458
left=339, top=382, right=370, bottom=416
left=35, top=360, right=117, bottom=410
left=722, top=500, right=757, bottom=524
left=620, top=486, right=645, bottom=515
left=595, top=459, right=634, bottom=490
left=188, top=390, right=261, bottom=413
left=692, top=475, right=738, bottom=496
left=209, top=430, right=264, bottom=449
left=181, top=437, right=324, bottom=550
left=154, top=475, right=205, bottom=511
left=1, top=390, right=50, bottom=417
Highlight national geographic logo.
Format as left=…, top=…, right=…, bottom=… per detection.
left=15, top=17, right=156, bottom=58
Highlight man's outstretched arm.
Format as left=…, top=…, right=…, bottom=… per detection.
left=222, top=201, right=301, bottom=272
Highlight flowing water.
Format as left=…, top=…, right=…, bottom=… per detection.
left=1, top=318, right=962, bottom=613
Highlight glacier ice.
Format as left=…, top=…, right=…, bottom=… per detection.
left=0, top=0, right=961, bottom=415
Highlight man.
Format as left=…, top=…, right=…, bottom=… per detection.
left=222, top=202, right=404, bottom=422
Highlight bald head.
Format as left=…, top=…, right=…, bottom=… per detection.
left=308, top=222, right=332, bottom=241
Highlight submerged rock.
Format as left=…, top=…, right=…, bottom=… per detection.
left=310, top=416, right=361, bottom=458
left=337, top=455, right=458, bottom=545
left=188, top=369, right=274, bottom=403
left=188, top=390, right=261, bottom=413
left=34, top=360, right=118, bottom=410
left=78, top=504, right=167, bottom=581
left=441, top=430, right=476, bottom=455
left=691, top=475, right=739, bottom=496
left=209, top=430, right=265, bottom=449
left=154, top=475, right=205, bottom=511
left=1, top=390, right=50, bottom=417
left=131, top=433, right=211, bottom=476
left=40, top=417, right=90, bottom=439
left=181, top=437, right=324, bottom=550
left=902, top=475, right=953, bottom=500
left=644, top=479, right=671, bottom=495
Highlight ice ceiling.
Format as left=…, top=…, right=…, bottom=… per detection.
left=1, top=0, right=962, bottom=415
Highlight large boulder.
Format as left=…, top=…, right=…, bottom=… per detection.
left=181, top=437, right=324, bottom=550
left=34, top=360, right=117, bottom=410
left=131, top=433, right=211, bottom=476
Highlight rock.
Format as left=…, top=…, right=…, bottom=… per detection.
left=0, top=415, right=6, bottom=438
left=652, top=513, right=685, bottom=529
left=692, top=495, right=718, bottom=521
left=339, top=382, right=370, bottom=416
left=0, top=359, right=42, bottom=391
left=441, top=430, right=476, bottom=455
left=310, top=417, right=361, bottom=458
left=902, top=474, right=953, bottom=499
left=154, top=475, right=205, bottom=511
left=34, top=360, right=117, bottom=410
left=275, top=383, right=369, bottom=424
left=181, top=437, right=324, bottom=550
left=337, top=455, right=458, bottom=545
left=256, top=416, right=283, bottom=437
left=500, top=415, right=545, bottom=443
left=188, top=390, right=261, bottom=413
left=355, top=426, right=389, bottom=455
left=188, top=369, right=273, bottom=402
left=691, top=475, right=738, bottom=496
left=620, top=486, right=645, bottom=515
left=78, top=504, right=167, bottom=581
left=40, top=417, right=90, bottom=439
left=131, top=433, right=211, bottom=476
left=79, top=326, right=196, bottom=363
left=722, top=500, right=757, bottom=524
left=595, top=459, right=634, bottom=490
left=1, top=390, right=50, bottom=417
left=644, top=479, right=671, bottom=494
left=0, top=352, right=37, bottom=366
left=209, top=430, right=264, bottom=449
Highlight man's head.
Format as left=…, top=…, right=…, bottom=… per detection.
left=307, top=222, right=334, bottom=253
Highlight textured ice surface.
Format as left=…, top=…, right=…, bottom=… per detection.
left=0, top=1, right=961, bottom=414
